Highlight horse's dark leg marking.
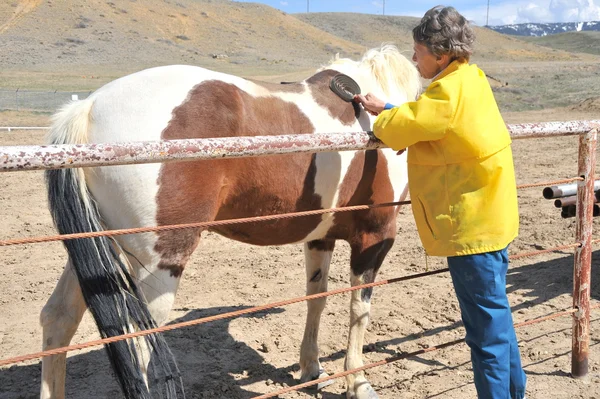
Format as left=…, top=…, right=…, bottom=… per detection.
left=345, top=236, right=395, bottom=399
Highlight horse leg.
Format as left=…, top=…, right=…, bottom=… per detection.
left=40, top=259, right=87, bottom=399
left=128, top=227, right=202, bottom=388
left=299, top=239, right=335, bottom=386
left=133, top=263, right=182, bottom=384
left=345, top=236, right=394, bottom=399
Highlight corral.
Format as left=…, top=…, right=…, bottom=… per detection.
left=0, top=114, right=599, bottom=398
left=2, top=1, right=600, bottom=398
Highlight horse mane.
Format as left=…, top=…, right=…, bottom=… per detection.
left=321, top=43, right=421, bottom=104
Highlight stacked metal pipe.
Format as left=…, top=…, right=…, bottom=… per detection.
left=543, top=180, right=600, bottom=218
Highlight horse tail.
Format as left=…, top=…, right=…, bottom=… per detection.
left=46, top=99, right=184, bottom=399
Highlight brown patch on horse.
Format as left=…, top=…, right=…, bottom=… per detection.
left=356, top=238, right=395, bottom=301
left=306, top=239, right=335, bottom=252
left=327, top=150, right=397, bottom=276
left=249, top=79, right=305, bottom=94
left=306, top=240, right=335, bottom=282
left=305, top=69, right=360, bottom=126
left=153, top=229, right=201, bottom=278
left=336, top=150, right=396, bottom=208
left=154, top=80, right=326, bottom=275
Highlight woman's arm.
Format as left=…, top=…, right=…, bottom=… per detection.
left=374, top=82, right=453, bottom=150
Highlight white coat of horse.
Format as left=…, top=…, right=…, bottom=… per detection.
left=41, top=44, right=420, bottom=399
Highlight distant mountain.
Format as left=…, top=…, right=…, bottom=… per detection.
left=488, top=21, right=600, bottom=36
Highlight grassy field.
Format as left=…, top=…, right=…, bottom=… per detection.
left=481, top=60, right=600, bottom=112
left=1, top=0, right=599, bottom=116
left=519, top=31, right=600, bottom=56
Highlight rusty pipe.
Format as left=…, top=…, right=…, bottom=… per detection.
left=561, top=204, right=600, bottom=218
left=0, top=132, right=386, bottom=172
left=555, top=195, right=600, bottom=208
left=1, top=120, right=599, bottom=173
left=562, top=205, right=576, bottom=218
left=543, top=180, right=600, bottom=199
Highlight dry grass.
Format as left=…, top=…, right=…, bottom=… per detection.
left=0, top=0, right=364, bottom=77
left=296, top=12, right=593, bottom=63
left=519, top=31, right=600, bottom=56
left=0, top=110, right=52, bottom=126
left=1, top=0, right=600, bottom=114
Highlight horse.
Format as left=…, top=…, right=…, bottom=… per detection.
left=40, top=44, right=421, bottom=399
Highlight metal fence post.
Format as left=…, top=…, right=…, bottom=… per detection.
left=572, top=127, right=597, bottom=378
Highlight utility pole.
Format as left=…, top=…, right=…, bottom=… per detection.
left=486, top=0, right=490, bottom=26
left=307, top=0, right=309, bottom=13
left=383, top=0, right=385, bottom=16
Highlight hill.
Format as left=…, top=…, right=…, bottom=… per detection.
left=295, top=12, right=591, bottom=63
left=1, top=0, right=596, bottom=82
left=1, top=0, right=600, bottom=115
left=0, top=0, right=365, bottom=80
left=517, top=31, right=600, bottom=56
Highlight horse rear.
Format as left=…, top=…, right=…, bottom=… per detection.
left=41, top=45, right=420, bottom=399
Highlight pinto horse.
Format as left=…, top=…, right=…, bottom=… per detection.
left=41, top=44, right=420, bottom=399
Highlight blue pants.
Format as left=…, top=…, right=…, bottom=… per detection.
left=447, top=247, right=527, bottom=399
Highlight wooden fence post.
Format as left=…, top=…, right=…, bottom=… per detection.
left=572, top=128, right=597, bottom=378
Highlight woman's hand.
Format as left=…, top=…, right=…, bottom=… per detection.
left=353, top=93, right=386, bottom=116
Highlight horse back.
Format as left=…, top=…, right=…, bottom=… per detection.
left=85, top=65, right=404, bottom=247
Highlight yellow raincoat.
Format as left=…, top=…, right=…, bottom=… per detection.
left=374, top=61, right=519, bottom=256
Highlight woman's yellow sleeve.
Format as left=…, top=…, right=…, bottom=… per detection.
left=373, top=82, right=454, bottom=150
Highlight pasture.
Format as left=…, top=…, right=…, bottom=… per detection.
left=0, top=105, right=599, bottom=399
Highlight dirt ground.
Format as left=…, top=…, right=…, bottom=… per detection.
left=1, top=106, right=600, bottom=399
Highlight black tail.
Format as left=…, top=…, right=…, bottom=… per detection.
left=46, top=167, right=184, bottom=398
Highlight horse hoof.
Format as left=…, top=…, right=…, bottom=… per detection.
left=300, top=368, right=335, bottom=390
left=316, top=370, right=335, bottom=390
left=347, top=383, right=379, bottom=399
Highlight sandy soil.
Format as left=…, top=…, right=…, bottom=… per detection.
left=0, top=108, right=599, bottom=399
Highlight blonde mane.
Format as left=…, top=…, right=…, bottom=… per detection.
left=361, top=44, right=421, bottom=102
left=321, top=44, right=421, bottom=105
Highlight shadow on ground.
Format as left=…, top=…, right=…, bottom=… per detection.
left=1, top=251, right=598, bottom=398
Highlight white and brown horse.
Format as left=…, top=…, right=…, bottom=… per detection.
left=41, top=44, right=420, bottom=399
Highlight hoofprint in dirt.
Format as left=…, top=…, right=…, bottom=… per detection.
left=0, top=114, right=599, bottom=399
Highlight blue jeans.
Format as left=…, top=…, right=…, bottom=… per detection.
left=447, top=247, right=527, bottom=399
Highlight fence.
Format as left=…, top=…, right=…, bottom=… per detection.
left=0, top=120, right=599, bottom=396
left=0, top=89, right=91, bottom=112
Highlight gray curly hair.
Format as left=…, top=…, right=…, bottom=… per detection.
left=412, top=6, right=475, bottom=62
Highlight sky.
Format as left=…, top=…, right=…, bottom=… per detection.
left=234, top=0, right=600, bottom=26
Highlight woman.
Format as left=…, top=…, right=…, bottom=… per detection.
left=354, top=6, right=527, bottom=399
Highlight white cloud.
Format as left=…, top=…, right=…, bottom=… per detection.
left=549, top=0, right=600, bottom=21
left=462, top=0, right=600, bottom=25
left=280, top=1, right=288, bottom=5
left=516, top=3, right=554, bottom=23
left=461, top=3, right=524, bottom=26
left=371, top=1, right=383, bottom=10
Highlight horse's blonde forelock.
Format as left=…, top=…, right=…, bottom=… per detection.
left=318, top=44, right=421, bottom=105
left=361, top=43, right=421, bottom=103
